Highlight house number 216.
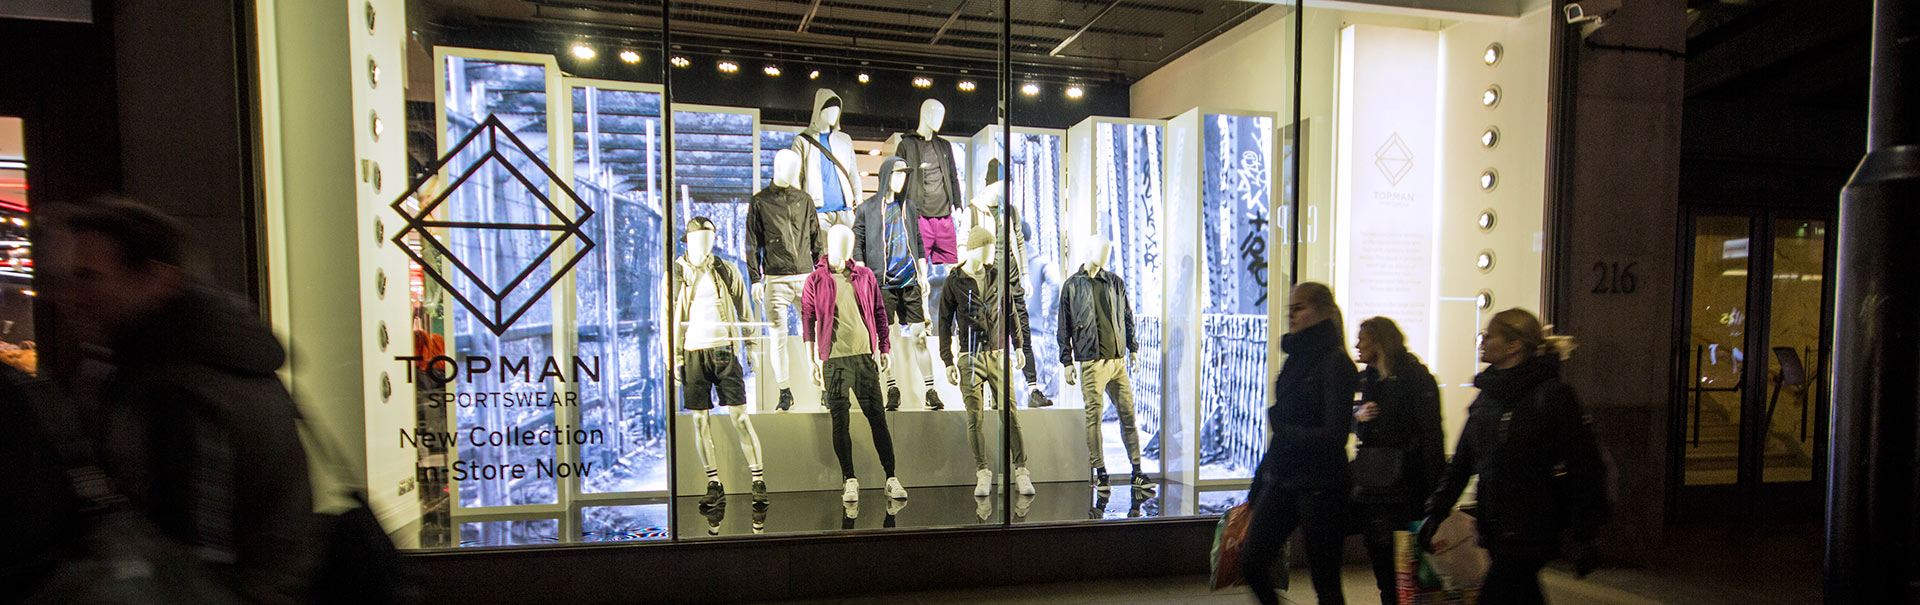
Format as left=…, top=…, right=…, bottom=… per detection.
left=1591, top=261, right=1638, bottom=294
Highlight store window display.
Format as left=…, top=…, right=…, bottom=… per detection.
left=938, top=227, right=1041, bottom=497
left=852, top=156, right=941, bottom=411
left=802, top=224, right=910, bottom=503
left=792, top=89, right=859, bottom=231
left=1059, top=237, right=1154, bottom=493
left=898, top=99, right=963, bottom=265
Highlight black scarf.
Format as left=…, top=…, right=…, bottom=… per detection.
left=1472, top=355, right=1562, bottom=405
left=1274, top=318, right=1342, bottom=399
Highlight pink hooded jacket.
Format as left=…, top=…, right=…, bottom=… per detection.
left=800, top=255, right=891, bottom=360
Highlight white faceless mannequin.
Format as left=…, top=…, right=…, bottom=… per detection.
left=1082, top=237, right=1113, bottom=276
left=827, top=224, right=854, bottom=266
left=917, top=99, right=946, bottom=139
left=685, top=228, right=716, bottom=267
left=963, top=234, right=993, bottom=274
left=890, top=169, right=908, bottom=194
left=773, top=149, right=801, bottom=188
left=820, top=105, right=842, bottom=133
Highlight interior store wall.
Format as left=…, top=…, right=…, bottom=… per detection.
left=1129, top=5, right=1555, bottom=445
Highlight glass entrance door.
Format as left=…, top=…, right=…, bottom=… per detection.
left=1678, top=211, right=1832, bottom=516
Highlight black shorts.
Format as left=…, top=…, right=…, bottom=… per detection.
left=881, top=284, right=925, bottom=325
left=682, top=347, right=746, bottom=411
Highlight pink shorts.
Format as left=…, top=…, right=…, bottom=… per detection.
left=919, top=215, right=958, bottom=264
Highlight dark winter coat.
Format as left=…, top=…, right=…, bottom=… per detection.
left=1426, top=355, right=1609, bottom=557
left=96, top=286, right=313, bottom=603
left=1055, top=268, right=1136, bottom=365
left=896, top=133, right=962, bottom=219
left=1255, top=318, right=1359, bottom=492
left=745, top=184, right=824, bottom=281
left=935, top=262, right=1032, bottom=363
left=1355, top=352, right=1446, bottom=504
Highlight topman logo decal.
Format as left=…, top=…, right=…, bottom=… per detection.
left=392, top=115, right=596, bottom=336
left=1374, top=132, right=1414, bottom=187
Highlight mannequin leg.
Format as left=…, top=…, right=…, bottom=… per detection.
left=1080, top=361, right=1108, bottom=470
left=959, top=352, right=989, bottom=470
left=1106, top=364, right=1144, bottom=469
left=851, top=357, right=898, bottom=477
left=730, top=408, right=765, bottom=473
left=692, top=410, right=719, bottom=482
left=763, top=277, right=804, bottom=388
left=823, top=361, right=856, bottom=479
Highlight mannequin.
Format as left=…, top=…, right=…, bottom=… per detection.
left=792, top=89, right=860, bottom=231
left=746, top=149, right=824, bottom=412
left=674, top=217, right=769, bottom=508
left=853, top=157, right=942, bottom=411
left=898, top=99, right=963, bottom=265
left=802, top=225, right=909, bottom=503
left=962, top=159, right=1049, bottom=408
left=936, top=227, right=1040, bottom=498
left=1057, top=236, right=1153, bottom=493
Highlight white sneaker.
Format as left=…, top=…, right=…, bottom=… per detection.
left=842, top=478, right=860, bottom=502
left=1014, top=467, right=1036, bottom=496
left=885, top=476, right=909, bottom=500
left=974, top=468, right=994, bottom=497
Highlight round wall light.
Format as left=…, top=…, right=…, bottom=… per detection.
left=369, top=110, right=383, bottom=141
left=1482, top=85, right=1502, bottom=108
left=367, top=56, right=380, bottom=88
left=365, top=1, right=376, bottom=34
left=1484, top=43, right=1503, bottom=66
left=1479, top=168, right=1499, bottom=191
left=1476, top=250, right=1497, bottom=273
left=1477, top=209, right=1498, bottom=232
left=1481, top=126, right=1500, bottom=149
left=1476, top=289, right=1495, bottom=310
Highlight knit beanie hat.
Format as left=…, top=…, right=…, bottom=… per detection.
left=967, top=226, right=995, bottom=251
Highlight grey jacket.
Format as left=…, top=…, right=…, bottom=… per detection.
left=673, top=255, right=752, bottom=353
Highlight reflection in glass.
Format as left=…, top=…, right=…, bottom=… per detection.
left=581, top=504, right=671, bottom=542
left=1684, top=216, right=1751, bottom=486
left=459, top=518, right=560, bottom=547
left=1762, top=219, right=1825, bottom=483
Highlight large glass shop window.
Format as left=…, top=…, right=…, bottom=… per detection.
left=348, top=0, right=1313, bottom=550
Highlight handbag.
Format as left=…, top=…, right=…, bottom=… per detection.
left=15, top=370, right=238, bottom=605
left=1209, top=500, right=1291, bottom=591
left=301, top=418, right=421, bottom=604
left=1352, top=446, right=1407, bottom=501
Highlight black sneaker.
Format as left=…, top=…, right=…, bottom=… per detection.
left=924, top=389, right=945, bottom=410
left=701, top=503, right=726, bottom=535
left=699, top=481, right=725, bottom=509
left=1131, top=471, right=1157, bottom=491
left=751, top=479, right=769, bottom=505
left=776, top=389, right=794, bottom=412
left=885, top=386, right=901, bottom=411
left=1094, top=467, right=1111, bottom=493
left=1028, top=388, right=1054, bottom=408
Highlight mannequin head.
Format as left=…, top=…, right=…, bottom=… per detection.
left=683, top=216, right=717, bottom=266
left=827, top=224, right=855, bottom=266
left=1081, top=236, right=1112, bottom=274
left=878, top=155, right=908, bottom=194
left=773, top=149, right=801, bottom=188
left=918, top=99, right=946, bottom=138
left=821, top=105, right=841, bottom=130
left=890, top=169, right=908, bottom=193
left=811, top=89, right=844, bottom=133
left=964, top=227, right=995, bottom=273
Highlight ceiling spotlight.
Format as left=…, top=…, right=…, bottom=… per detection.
left=718, top=61, right=739, bottom=73
left=1476, top=250, right=1497, bottom=272
left=913, top=77, right=933, bottom=88
left=1066, top=86, right=1084, bottom=99
left=1021, top=83, right=1040, bottom=96
left=1481, top=126, right=1501, bottom=149
left=809, top=70, right=820, bottom=79
left=572, top=45, right=596, bottom=60
left=669, top=56, right=690, bottom=68
left=1482, top=85, right=1502, bottom=108
left=857, top=73, right=870, bottom=83
left=764, top=65, right=782, bottom=76
left=958, top=80, right=976, bottom=91
left=1484, top=43, right=1503, bottom=66
left=1479, top=169, right=1499, bottom=191
left=868, top=149, right=881, bottom=156
left=619, top=50, right=640, bottom=64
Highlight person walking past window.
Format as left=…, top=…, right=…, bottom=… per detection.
left=1352, top=316, right=1445, bottom=604
left=1243, top=282, right=1357, bottom=605
left=1421, top=309, right=1608, bottom=605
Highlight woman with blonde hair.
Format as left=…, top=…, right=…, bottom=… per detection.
left=1421, top=308, right=1608, bottom=605
left=1243, top=282, right=1357, bottom=605
left=1352, top=316, right=1443, bottom=604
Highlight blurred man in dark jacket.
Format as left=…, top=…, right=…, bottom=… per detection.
left=55, top=199, right=312, bottom=603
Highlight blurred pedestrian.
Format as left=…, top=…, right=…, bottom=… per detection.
left=1352, top=316, right=1445, bottom=604
left=1422, top=308, right=1607, bottom=605
left=1244, top=282, right=1357, bottom=605
left=54, top=199, right=312, bottom=603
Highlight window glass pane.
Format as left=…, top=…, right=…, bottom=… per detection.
left=1762, top=219, right=1825, bottom=483
left=1685, top=216, right=1751, bottom=487
left=0, top=116, right=33, bottom=375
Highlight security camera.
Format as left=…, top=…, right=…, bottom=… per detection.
left=1564, top=0, right=1621, bottom=25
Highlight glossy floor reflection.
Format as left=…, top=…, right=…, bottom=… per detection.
left=678, top=480, right=1253, bottom=538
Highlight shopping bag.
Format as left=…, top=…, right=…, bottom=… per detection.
left=1209, top=503, right=1289, bottom=591
left=1210, top=503, right=1254, bottom=590
left=1396, top=511, right=1487, bottom=604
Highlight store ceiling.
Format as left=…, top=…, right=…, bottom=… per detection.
left=493, top=0, right=1275, bottom=80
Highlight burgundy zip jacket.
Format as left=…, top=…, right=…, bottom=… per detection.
left=799, top=255, right=891, bottom=360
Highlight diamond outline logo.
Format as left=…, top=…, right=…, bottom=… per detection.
left=1374, top=132, right=1415, bottom=187
left=390, top=114, right=597, bottom=337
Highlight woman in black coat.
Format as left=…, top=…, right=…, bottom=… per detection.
left=1421, top=308, right=1608, bottom=605
left=1243, top=282, right=1357, bottom=605
left=1352, top=317, right=1444, bottom=605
